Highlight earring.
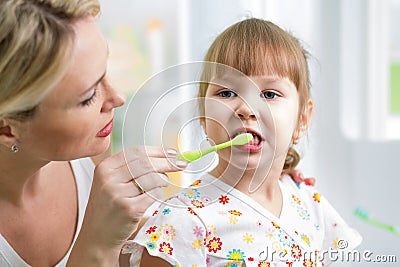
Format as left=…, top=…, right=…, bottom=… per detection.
left=292, top=138, right=299, bottom=145
left=11, top=144, right=18, bottom=153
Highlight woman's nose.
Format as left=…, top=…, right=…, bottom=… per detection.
left=101, top=79, right=126, bottom=112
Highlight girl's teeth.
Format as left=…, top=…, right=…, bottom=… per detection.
left=249, top=134, right=261, bottom=145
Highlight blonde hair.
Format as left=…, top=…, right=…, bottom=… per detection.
left=0, top=0, right=100, bottom=120
left=198, top=18, right=311, bottom=170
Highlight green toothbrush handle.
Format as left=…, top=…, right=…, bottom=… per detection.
left=175, top=150, right=198, bottom=162
left=175, top=133, right=252, bottom=163
left=176, top=141, right=233, bottom=162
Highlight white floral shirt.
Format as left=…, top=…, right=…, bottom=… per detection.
left=124, top=174, right=362, bottom=267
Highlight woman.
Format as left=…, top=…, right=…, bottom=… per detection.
left=0, top=0, right=184, bottom=266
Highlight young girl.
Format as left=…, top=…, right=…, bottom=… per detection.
left=124, top=18, right=362, bottom=267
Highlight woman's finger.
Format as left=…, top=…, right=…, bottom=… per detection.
left=134, top=172, right=169, bottom=192
left=114, top=173, right=170, bottom=197
left=103, top=146, right=178, bottom=169
left=96, top=155, right=186, bottom=185
left=126, top=157, right=186, bottom=178
left=123, top=187, right=164, bottom=220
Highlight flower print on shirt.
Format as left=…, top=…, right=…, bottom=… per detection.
left=145, top=241, right=157, bottom=251
left=224, top=262, right=244, bottom=267
left=229, top=215, right=239, bottom=224
left=303, top=259, right=314, bottom=267
left=278, top=229, right=294, bottom=247
left=188, top=207, right=198, bottom=215
left=242, top=232, right=254, bottom=244
left=191, top=199, right=205, bottom=208
left=192, top=239, right=202, bottom=250
left=219, top=195, right=230, bottom=205
left=162, top=208, right=171, bottom=215
left=291, top=194, right=301, bottom=205
left=297, top=206, right=310, bottom=221
left=206, top=236, right=223, bottom=253
left=313, top=193, right=321, bottom=203
left=193, top=225, right=204, bottom=238
left=150, top=233, right=159, bottom=242
left=205, top=225, right=217, bottom=242
left=290, top=244, right=302, bottom=260
left=159, top=242, right=173, bottom=255
left=146, top=225, right=157, bottom=234
left=271, top=241, right=283, bottom=252
left=300, top=234, right=310, bottom=246
left=229, top=210, right=242, bottom=216
left=265, top=227, right=276, bottom=240
left=191, top=179, right=202, bottom=186
left=226, top=249, right=246, bottom=260
left=183, top=188, right=201, bottom=199
left=271, top=221, right=281, bottom=229
left=128, top=174, right=362, bottom=266
left=160, top=224, right=176, bottom=241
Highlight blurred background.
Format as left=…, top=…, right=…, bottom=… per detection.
left=98, top=0, right=399, bottom=266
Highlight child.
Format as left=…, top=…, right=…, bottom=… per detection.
left=125, top=18, right=362, bottom=266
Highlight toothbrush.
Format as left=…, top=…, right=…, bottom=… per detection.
left=354, top=207, right=400, bottom=235
left=176, top=133, right=253, bottom=162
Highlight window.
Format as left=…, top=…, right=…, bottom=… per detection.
left=340, top=0, right=400, bottom=141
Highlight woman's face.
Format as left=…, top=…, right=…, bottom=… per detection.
left=204, top=74, right=302, bottom=172
left=16, top=17, right=125, bottom=161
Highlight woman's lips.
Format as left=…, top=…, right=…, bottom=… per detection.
left=96, top=119, right=113, bottom=137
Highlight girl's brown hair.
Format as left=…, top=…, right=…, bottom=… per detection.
left=198, top=18, right=311, bottom=170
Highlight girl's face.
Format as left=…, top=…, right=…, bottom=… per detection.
left=204, top=74, right=305, bottom=171
left=15, top=18, right=125, bottom=161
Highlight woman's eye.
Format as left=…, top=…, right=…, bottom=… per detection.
left=218, top=90, right=237, bottom=98
left=261, top=91, right=278, bottom=99
left=81, top=88, right=98, bottom=106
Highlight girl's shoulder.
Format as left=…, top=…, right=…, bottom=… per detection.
left=280, top=174, right=323, bottom=208
left=280, top=174, right=362, bottom=252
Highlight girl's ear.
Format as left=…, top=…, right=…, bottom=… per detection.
left=293, top=99, right=314, bottom=142
left=0, top=118, right=20, bottom=149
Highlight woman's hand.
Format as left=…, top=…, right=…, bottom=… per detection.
left=68, top=146, right=184, bottom=266
left=283, top=169, right=315, bottom=186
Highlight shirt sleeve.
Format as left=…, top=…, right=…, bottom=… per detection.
left=126, top=196, right=207, bottom=267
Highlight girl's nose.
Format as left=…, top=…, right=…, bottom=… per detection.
left=101, top=79, right=126, bottom=112
left=235, top=100, right=257, bottom=120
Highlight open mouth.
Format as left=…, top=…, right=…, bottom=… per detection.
left=232, top=128, right=264, bottom=152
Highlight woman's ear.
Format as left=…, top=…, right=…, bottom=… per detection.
left=0, top=118, right=20, bottom=149
left=293, top=99, right=314, bottom=141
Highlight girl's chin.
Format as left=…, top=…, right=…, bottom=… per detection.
left=224, top=156, right=271, bottom=172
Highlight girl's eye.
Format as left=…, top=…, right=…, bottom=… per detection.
left=218, top=90, right=237, bottom=98
left=261, top=91, right=279, bottom=99
left=81, top=88, right=98, bottom=106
